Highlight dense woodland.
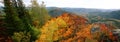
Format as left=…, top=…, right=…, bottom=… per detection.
left=0, top=0, right=120, bottom=42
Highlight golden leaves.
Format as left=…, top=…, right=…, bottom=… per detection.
left=36, top=13, right=116, bottom=42
left=36, top=16, right=67, bottom=42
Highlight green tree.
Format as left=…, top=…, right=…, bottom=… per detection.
left=3, top=0, right=39, bottom=42
left=3, top=0, right=25, bottom=35
left=12, top=0, right=33, bottom=31
left=30, top=0, right=51, bottom=28
left=14, top=0, right=41, bottom=41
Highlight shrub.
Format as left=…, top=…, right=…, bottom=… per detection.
left=12, top=31, right=31, bottom=42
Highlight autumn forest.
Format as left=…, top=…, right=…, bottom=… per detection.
left=0, top=0, right=120, bottom=42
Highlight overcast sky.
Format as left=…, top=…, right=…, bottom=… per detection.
left=1, top=0, right=120, bottom=9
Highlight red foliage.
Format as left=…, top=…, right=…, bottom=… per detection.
left=53, top=13, right=93, bottom=42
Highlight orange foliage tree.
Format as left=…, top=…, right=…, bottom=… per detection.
left=36, top=13, right=116, bottom=42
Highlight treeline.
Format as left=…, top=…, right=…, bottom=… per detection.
left=1, top=0, right=50, bottom=42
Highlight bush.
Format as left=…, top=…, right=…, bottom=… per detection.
left=12, top=31, right=31, bottom=42
left=30, top=27, right=40, bottom=41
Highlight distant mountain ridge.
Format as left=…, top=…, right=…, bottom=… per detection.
left=47, top=7, right=117, bottom=14
left=47, top=7, right=120, bottom=20
left=0, top=7, right=120, bottom=20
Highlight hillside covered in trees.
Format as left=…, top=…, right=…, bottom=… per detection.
left=35, top=13, right=119, bottom=42
left=0, top=0, right=120, bottom=42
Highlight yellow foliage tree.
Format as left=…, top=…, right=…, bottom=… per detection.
left=35, top=17, right=67, bottom=42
